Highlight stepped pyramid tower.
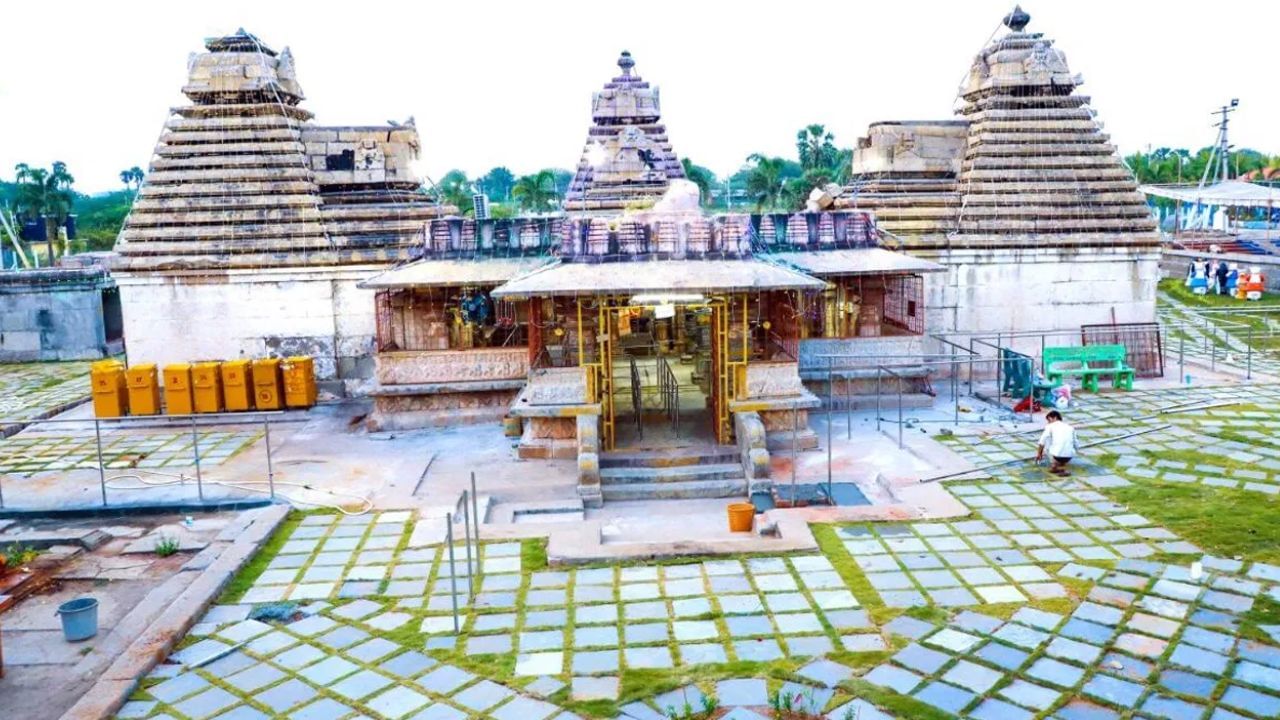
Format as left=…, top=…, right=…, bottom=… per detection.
left=112, top=30, right=451, bottom=393
left=563, top=51, right=685, bottom=214
left=836, top=7, right=1158, bottom=334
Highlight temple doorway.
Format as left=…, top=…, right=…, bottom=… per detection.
left=608, top=302, right=718, bottom=449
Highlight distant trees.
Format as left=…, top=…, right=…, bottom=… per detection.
left=680, top=158, right=717, bottom=205
left=433, top=169, right=475, bottom=212
left=738, top=123, right=852, bottom=211
left=478, top=166, right=515, bottom=202
left=512, top=170, right=560, bottom=213
left=14, top=161, right=76, bottom=259
left=119, top=166, right=144, bottom=192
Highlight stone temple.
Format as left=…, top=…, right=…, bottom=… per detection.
left=112, top=29, right=450, bottom=394
left=834, top=6, right=1159, bottom=336
left=563, top=52, right=686, bottom=214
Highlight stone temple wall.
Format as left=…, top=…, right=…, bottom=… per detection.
left=0, top=269, right=121, bottom=362
left=919, top=246, right=1160, bottom=341
left=114, top=267, right=379, bottom=396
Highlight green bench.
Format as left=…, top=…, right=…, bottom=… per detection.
left=1043, top=344, right=1135, bottom=392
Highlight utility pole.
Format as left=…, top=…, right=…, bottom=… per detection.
left=1201, top=99, right=1238, bottom=188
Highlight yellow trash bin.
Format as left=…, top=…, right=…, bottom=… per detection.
left=163, top=364, right=194, bottom=415
left=282, top=356, right=317, bottom=408
left=90, top=360, right=128, bottom=418
left=252, top=358, right=283, bottom=410
left=221, top=359, right=253, bottom=412
left=124, top=364, right=161, bottom=416
left=192, top=361, right=224, bottom=414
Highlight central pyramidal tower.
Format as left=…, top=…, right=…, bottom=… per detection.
left=563, top=51, right=685, bottom=214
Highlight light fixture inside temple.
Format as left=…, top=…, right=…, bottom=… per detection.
left=630, top=293, right=704, bottom=306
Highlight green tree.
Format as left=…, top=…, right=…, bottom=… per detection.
left=745, top=155, right=788, bottom=211
left=478, top=166, right=515, bottom=202
left=680, top=158, right=717, bottom=206
left=512, top=170, right=560, bottom=213
left=14, top=161, right=75, bottom=260
left=119, top=166, right=144, bottom=192
left=434, top=169, right=474, bottom=214
left=797, top=124, right=840, bottom=172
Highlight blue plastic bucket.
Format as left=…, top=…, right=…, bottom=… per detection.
left=56, top=597, right=99, bottom=642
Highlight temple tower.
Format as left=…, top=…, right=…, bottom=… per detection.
left=563, top=52, right=685, bottom=214
left=838, top=7, right=1159, bottom=336
left=112, top=30, right=449, bottom=394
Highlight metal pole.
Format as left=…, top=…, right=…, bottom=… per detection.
left=1248, top=324, right=1254, bottom=380
left=952, top=350, right=959, bottom=427
left=996, top=332, right=1003, bottom=409
left=1180, top=333, right=1185, bottom=383
left=94, top=418, right=108, bottom=506
left=876, top=367, right=882, bottom=433
left=845, top=361, right=853, bottom=440
left=1025, top=357, right=1034, bottom=424
left=264, top=419, right=275, bottom=500
left=967, top=336, right=975, bottom=394
left=446, top=516, right=460, bottom=633
left=470, top=471, right=481, bottom=555
left=826, top=358, right=833, bottom=494
left=898, top=373, right=904, bottom=449
left=191, top=416, right=204, bottom=502
left=790, top=406, right=798, bottom=491
left=462, top=490, right=474, bottom=600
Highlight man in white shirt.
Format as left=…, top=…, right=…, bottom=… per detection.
left=1035, top=410, right=1077, bottom=476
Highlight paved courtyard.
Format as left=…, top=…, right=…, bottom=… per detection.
left=113, top=376, right=1280, bottom=720
left=0, top=359, right=93, bottom=428
left=0, top=428, right=262, bottom=477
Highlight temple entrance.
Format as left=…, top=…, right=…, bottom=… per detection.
left=609, top=301, right=717, bottom=450
left=578, top=295, right=746, bottom=451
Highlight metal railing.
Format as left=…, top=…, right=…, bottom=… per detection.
left=628, top=357, right=643, bottom=439
left=0, top=411, right=300, bottom=510
left=657, top=356, right=680, bottom=434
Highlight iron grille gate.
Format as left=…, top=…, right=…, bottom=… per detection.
left=1081, top=322, right=1164, bottom=378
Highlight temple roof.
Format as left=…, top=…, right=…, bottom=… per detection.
left=771, top=248, right=946, bottom=276
left=205, top=28, right=276, bottom=56
left=360, top=257, right=551, bottom=289
left=490, top=259, right=825, bottom=298
left=565, top=52, right=684, bottom=214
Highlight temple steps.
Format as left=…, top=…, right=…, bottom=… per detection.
left=164, top=116, right=305, bottom=132
left=972, top=132, right=1112, bottom=144
left=132, top=194, right=321, bottom=211
left=138, top=181, right=317, bottom=198
left=144, top=167, right=315, bottom=183
left=154, top=141, right=307, bottom=158
left=152, top=155, right=315, bottom=171
left=600, top=447, right=740, bottom=469
left=601, top=478, right=748, bottom=501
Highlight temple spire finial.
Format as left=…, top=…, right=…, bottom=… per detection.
left=617, top=50, right=635, bottom=76
left=1003, top=5, right=1031, bottom=31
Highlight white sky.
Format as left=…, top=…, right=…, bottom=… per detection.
left=2, top=0, right=1276, bottom=194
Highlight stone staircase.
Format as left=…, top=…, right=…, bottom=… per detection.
left=599, top=446, right=747, bottom=500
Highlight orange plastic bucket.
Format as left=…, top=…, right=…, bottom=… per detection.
left=727, top=502, right=756, bottom=532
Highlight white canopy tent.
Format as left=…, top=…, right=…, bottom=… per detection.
left=1139, top=181, right=1280, bottom=234
left=1139, top=180, right=1280, bottom=208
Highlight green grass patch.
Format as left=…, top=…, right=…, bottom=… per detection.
left=840, top=678, right=957, bottom=720
left=522, top=537, right=549, bottom=573
left=1241, top=594, right=1280, bottom=644
left=217, top=509, right=307, bottom=603
left=811, top=524, right=884, bottom=610
left=1160, top=278, right=1280, bottom=308
left=1103, top=477, right=1280, bottom=565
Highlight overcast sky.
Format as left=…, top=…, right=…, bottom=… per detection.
left=3, top=0, right=1275, bottom=194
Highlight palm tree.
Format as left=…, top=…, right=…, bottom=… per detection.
left=745, top=154, right=788, bottom=211
left=119, top=166, right=144, bottom=192
left=14, top=161, right=75, bottom=261
left=680, top=159, right=717, bottom=206
left=479, top=166, right=516, bottom=202
left=512, top=170, right=560, bottom=213
left=434, top=169, right=474, bottom=214
left=796, top=124, right=838, bottom=172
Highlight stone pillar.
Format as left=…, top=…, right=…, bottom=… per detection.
left=576, top=413, right=603, bottom=508
left=528, top=297, right=543, bottom=367
left=734, top=411, right=772, bottom=496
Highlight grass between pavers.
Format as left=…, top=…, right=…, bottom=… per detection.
left=216, top=508, right=322, bottom=603
left=1095, top=467, right=1280, bottom=565
left=1161, top=278, right=1280, bottom=309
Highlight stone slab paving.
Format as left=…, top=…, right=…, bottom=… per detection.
left=0, top=359, right=92, bottom=424
left=0, top=428, right=261, bottom=476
